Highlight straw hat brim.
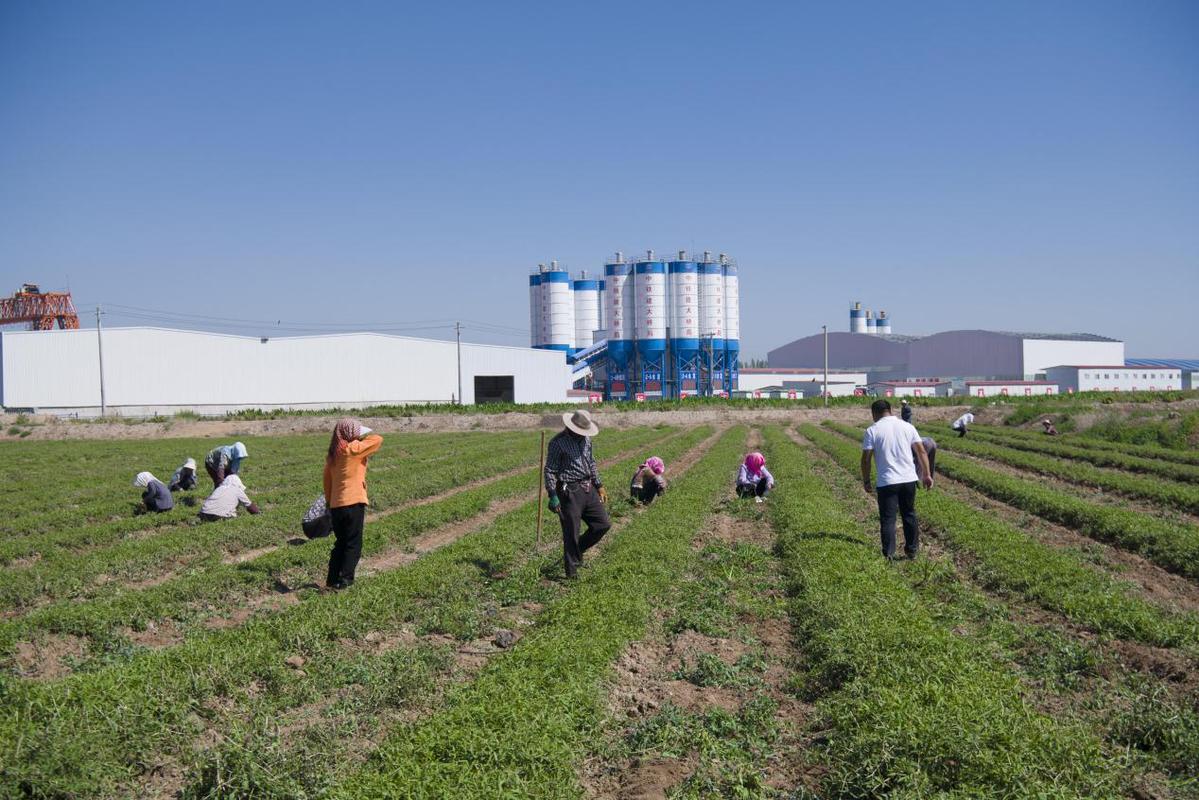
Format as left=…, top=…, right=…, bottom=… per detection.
left=562, top=412, right=600, bottom=437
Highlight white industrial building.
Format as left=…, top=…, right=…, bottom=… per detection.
left=868, top=379, right=953, bottom=398
left=0, top=327, right=570, bottom=416
left=964, top=380, right=1058, bottom=397
left=736, top=368, right=869, bottom=393
left=1045, top=365, right=1183, bottom=394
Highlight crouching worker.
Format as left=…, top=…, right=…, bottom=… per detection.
left=169, top=458, right=198, bottom=491
left=630, top=456, right=666, bottom=505
left=545, top=409, right=610, bottom=579
left=1041, top=419, right=1059, bottom=436
left=134, top=472, right=174, bottom=513
left=199, top=474, right=260, bottom=521
left=204, top=442, right=248, bottom=488
left=302, top=495, right=333, bottom=539
left=736, top=452, right=775, bottom=503
left=324, top=419, right=383, bottom=590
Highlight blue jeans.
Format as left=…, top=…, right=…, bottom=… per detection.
left=877, top=481, right=919, bottom=558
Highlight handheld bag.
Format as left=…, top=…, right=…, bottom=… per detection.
left=301, top=495, right=333, bottom=539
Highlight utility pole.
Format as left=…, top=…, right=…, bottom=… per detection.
left=822, top=324, right=829, bottom=408
left=96, top=306, right=107, bottom=416
left=455, top=321, right=463, bottom=405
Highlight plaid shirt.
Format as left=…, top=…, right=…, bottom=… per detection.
left=544, top=430, right=601, bottom=495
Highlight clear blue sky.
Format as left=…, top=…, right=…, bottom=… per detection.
left=2, top=1, right=1196, bottom=357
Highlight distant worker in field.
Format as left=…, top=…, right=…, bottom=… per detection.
left=736, top=452, right=775, bottom=504
left=862, top=399, right=933, bottom=560
left=950, top=411, right=975, bottom=438
left=630, top=456, right=667, bottom=505
left=204, top=442, right=248, bottom=488
left=1041, top=419, right=1059, bottom=436
left=545, top=409, right=609, bottom=579
left=324, top=419, right=383, bottom=590
left=133, top=471, right=174, bottom=513
left=915, top=436, right=937, bottom=485
left=198, top=474, right=260, bottom=521
left=169, top=457, right=198, bottom=492
left=901, top=398, right=913, bottom=423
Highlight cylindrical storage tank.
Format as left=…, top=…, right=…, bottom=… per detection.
left=528, top=272, right=542, bottom=347
left=850, top=301, right=866, bottom=333
left=597, top=279, right=606, bottom=334
left=605, top=257, right=633, bottom=368
left=635, top=257, right=667, bottom=359
left=542, top=263, right=574, bottom=353
left=877, top=310, right=891, bottom=335
left=573, top=275, right=600, bottom=351
left=723, top=257, right=740, bottom=371
left=865, top=310, right=876, bottom=335
left=668, top=255, right=699, bottom=352
left=699, top=255, right=725, bottom=353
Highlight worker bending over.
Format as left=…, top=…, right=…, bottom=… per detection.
left=204, top=442, right=248, bottom=488
left=862, top=399, right=933, bottom=560
left=1041, top=419, right=1059, bottom=436
left=630, top=456, right=667, bottom=505
left=545, top=409, right=609, bottom=579
left=169, top=458, right=198, bottom=491
left=199, top=474, right=260, bottom=521
left=916, top=436, right=937, bottom=486
left=950, top=412, right=975, bottom=438
left=736, top=452, right=775, bottom=503
left=134, top=472, right=174, bottom=513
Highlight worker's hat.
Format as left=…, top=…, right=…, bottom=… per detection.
left=562, top=409, right=600, bottom=437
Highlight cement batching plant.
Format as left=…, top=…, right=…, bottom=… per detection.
left=528, top=250, right=742, bottom=400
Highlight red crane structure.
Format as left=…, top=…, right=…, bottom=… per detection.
left=0, top=284, right=81, bottom=330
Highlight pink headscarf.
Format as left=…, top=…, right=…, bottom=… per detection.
left=327, top=418, right=363, bottom=462
left=744, top=452, right=766, bottom=476
left=644, top=456, right=665, bottom=475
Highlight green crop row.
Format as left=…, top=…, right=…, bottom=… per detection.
left=326, top=427, right=746, bottom=798
left=0, top=427, right=666, bottom=613
left=0, top=427, right=717, bottom=797
left=813, top=424, right=1199, bottom=646
left=940, top=434, right=1199, bottom=514
left=0, top=427, right=691, bottom=664
left=762, top=427, right=1124, bottom=798
left=978, top=424, right=1199, bottom=467
left=969, top=427, right=1199, bottom=484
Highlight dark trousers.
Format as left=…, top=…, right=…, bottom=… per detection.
left=328, top=503, right=366, bottom=587
left=736, top=478, right=770, bottom=499
left=631, top=484, right=663, bottom=505
left=558, top=483, right=611, bottom=577
left=955, top=426, right=967, bottom=438
left=877, top=481, right=919, bottom=558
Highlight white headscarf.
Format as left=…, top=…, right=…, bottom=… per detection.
left=133, top=472, right=157, bottom=488
left=183, top=457, right=197, bottom=470
left=231, top=442, right=248, bottom=459
left=222, top=474, right=245, bottom=490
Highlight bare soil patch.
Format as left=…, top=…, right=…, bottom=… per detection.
left=11, top=633, right=89, bottom=680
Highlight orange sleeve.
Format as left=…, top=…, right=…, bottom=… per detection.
left=351, top=434, right=383, bottom=458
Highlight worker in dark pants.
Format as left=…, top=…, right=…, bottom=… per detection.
left=901, top=398, right=912, bottom=423
left=545, top=409, right=610, bottom=579
left=861, top=399, right=933, bottom=560
left=323, top=419, right=383, bottom=590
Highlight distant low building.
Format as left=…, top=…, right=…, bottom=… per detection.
left=868, top=379, right=952, bottom=398
left=964, top=380, right=1058, bottom=398
left=768, top=330, right=1124, bottom=384
left=737, top=367, right=868, bottom=393
left=1045, top=365, right=1182, bottom=394
left=1125, top=359, right=1199, bottom=391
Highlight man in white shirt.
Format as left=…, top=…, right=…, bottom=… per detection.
left=950, top=411, right=975, bottom=438
left=861, top=399, right=933, bottom=559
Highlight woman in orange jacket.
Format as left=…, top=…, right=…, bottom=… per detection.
left=323, top=418, right=383, bottom=590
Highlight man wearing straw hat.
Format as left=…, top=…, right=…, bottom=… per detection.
left=545, top=409, right=610, bottom=579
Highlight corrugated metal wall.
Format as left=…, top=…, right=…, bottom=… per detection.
left=1, top=328, right=569, bottom=414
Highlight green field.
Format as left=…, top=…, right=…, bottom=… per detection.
left=1, top=419, right=1197, bottom=798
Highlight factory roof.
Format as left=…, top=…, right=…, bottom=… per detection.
left=871, top=379, right=952, bottom=387
left=740, top=367, right=864, bottom=374
left=1049, top=364, right=1181, bottom=370
left=1126, top=358, right=1199, bottom=371
left=991, top=331, right=1121, bottom=342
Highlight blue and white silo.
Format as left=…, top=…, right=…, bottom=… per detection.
left=668, top=252, right=700, bottom=397
left=529, top=271, right=542, bottom=347
left=605, top=253, right=634, bottom=397
left=541, top=261, right=574, bottom=353
left=597, top=278, right=606, bottom=334
left=635, top=251, right=668, bottom=395
left=699, top=252, right=726, bottom=394
left=573, top=272, right=600, bottom=352
left=850, top=301, right=867, bottom=333
left=865, top=310, right=876, bottom=335
left=876, top=310, right=891, bottom=335
left=722, top=255, right=740, bottom=392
